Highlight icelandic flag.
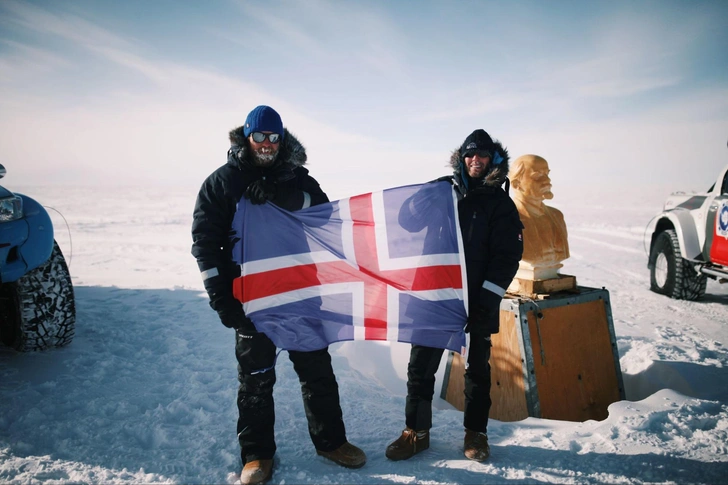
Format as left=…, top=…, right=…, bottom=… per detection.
left=231, top=181, right=468, bottom=353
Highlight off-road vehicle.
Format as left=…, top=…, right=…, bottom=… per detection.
left=0, top=164, right=75, bottom=350
left=646, top=162, right=728, bottom=300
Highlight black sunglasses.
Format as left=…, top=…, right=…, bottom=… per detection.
left=251, top=132, right=281, bottom=144
left=464, top=149, right=492, bottom=159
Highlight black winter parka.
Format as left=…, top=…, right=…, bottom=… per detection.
left=191, top=128, right=328, bottom=317
left=449, top=140, right=523, bottom=334
left=453, top=174, right=523, bottom=334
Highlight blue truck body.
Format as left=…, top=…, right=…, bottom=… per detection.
left=0, top=192, right=54, bottom=283
left=0, top=164, right=75, bottom=351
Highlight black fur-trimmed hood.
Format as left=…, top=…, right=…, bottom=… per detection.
left=448, top=139, right=510, bottom=188
left=227, top=127, right=307, bottom=170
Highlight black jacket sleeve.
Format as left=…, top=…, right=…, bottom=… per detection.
left=470, top=191, right=524, bottom=334
left=191, top=164, right=330, bottom=331
left=483, top=195, right=523, bottom=293
left=191, top=171, right=241, bottom=315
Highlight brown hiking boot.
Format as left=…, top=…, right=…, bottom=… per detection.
left=385, top=427, right=430, bottom=461
left=464, top=429, right=490, bottom=461
left=239, top=459, right=273, bottom=485
left=316, top=441, right=367, bottom=469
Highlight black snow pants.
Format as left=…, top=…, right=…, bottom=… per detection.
left=405, top=334, right=492, bottom=433
left=235, top=331, right=347, bottom=464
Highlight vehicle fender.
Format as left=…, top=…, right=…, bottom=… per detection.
left=16, top=193, right=54, bottom=273
left=654, top=209, right=702, bottom=261
left=0, top=217, right=28, bottom=283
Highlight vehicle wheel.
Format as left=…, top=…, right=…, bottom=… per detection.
left=0, top=241, right=76, bottom=351
left=649, top=229, right=707, bottom=300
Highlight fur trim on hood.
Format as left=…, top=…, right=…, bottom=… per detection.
left=449, top=140, right=510, bottom=188
left=227, top=127, right=307, bottom=169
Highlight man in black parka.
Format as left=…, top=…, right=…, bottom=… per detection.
left=386, top=129, right=523, bottom=462
left=191, top=106, right=366, bottom=485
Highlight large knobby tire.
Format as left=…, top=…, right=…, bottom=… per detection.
left=0, top=241, right=76, bottom=351
left=649, top=229, right=707, bottom=300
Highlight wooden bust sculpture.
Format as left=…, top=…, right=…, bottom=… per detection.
left=509, top=154, right=569, bottom=281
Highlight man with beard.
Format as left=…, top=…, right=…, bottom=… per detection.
left=386, top=129, right=523, bottom=462
left=509, top=154, right=569, bottom=279
left=191, top=106, right=366, bottom=485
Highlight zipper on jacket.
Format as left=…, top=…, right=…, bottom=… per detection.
left=467, top=211, right=477, bottom=242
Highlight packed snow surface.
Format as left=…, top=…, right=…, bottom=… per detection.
left=1, top=185, right=727, bottom=484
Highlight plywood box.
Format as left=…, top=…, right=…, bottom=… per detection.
left=441, top=286, right=625, bottom=422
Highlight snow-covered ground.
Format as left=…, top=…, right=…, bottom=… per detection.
left=1, top=184, right=727, bottom=484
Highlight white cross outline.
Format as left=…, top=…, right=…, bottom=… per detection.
left=242, top=185, right=469, bottom=344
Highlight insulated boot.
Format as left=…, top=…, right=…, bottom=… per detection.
left=464, top=429, right=490, bottom=461
left=316, top=441, right=367, bottom=469
left=239, top=459, right=273, bottom=485
left=385, top=427, right=430, bottom=461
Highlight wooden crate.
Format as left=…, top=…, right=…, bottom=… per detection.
left=441, top=286, right=625, bottom=422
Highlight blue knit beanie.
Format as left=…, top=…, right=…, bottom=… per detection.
left=243, top=105, right=284, bottom=139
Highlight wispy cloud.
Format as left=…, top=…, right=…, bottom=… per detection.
left=233, top=0, right=407, bottom=79
left=0, top=0, right=724, bottom=192
left=0, top=1, right=388, bottom=188
left=2, top=0, right=135, bottom=50
left=558, top=10, right=693, bottom=98
left=0, top=2, right=278, bottom=108
left=231, top=2, right=329, bottom=58
left=3, top=2, right=402, bottom=140
left=0, top=39, right=70, bottom=81
left=414, top=4, right=715, bottom=124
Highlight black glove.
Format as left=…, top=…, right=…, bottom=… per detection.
left=214, top=299, right=257, bottom=333
left=244, top=179, right=277, bottom=205
left=465, top=304, right=488, bottom=334
left=465, top=287, right=502, bottom=334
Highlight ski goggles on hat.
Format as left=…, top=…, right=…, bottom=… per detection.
left=251, top=132, right=281, bottom=143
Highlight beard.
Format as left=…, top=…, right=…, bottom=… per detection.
left=540, top=185, right=554, bottom=199
left=467, top=166, right=486, bottom=179
left=252, top=147, right=279, bottom=167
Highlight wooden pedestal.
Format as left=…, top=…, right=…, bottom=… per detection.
left=441, top=286, right=625, bottom=422
left=508, top=274, right=578, bottom=298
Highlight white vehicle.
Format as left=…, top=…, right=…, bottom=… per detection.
left=646, top=161, right=728, bottom=300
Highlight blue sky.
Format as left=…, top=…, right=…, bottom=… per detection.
left=1, top=0, right=727, bottom=200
